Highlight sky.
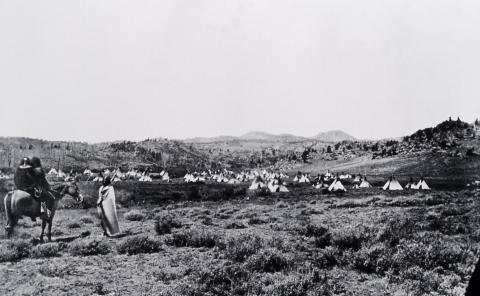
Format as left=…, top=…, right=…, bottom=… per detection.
left=1, top=0, right=480, bottom=143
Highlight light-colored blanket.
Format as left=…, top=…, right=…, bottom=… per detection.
left=97, top=185, right=120, bottom=235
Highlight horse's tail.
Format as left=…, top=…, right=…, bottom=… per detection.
left=4, top=191, right=17, bottom=236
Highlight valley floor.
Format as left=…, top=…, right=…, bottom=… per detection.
left=1, top=187, right=479, bottom=296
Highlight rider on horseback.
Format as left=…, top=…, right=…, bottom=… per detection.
left=14, top=157, right=53, bottom=217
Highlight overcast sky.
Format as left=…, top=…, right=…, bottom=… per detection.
left=1, top=0, right=479, bottom=143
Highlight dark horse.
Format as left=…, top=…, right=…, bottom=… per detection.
left=4, top=182, right=83, bottom=242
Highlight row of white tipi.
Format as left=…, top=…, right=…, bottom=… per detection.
left=383, top=176, right=430, bottom=191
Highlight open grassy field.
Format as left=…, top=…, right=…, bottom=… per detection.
left=1, top=183, right=479, bottom=296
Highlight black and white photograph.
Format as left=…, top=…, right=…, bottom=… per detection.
left=1, top=1, right=480, bottom=295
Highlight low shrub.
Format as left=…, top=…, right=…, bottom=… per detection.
left=117, top=235, right=162, bottom=255
left=314, top=232, right=332, bottom=248
left=276, top=201, right=288, bottom=208
left=225, top=221, right=248, bottom=229
left=245, top=248, right=290, bottom=273
left=188, top=186, right=202, bottom=200
left=398, top=267, right=442, bottom=296
left=195, top=262, right=249, bottom=295
left=331, top=226, right=371, bottom=251
left=0, top=239, right=31, bottom=262
left=51, top=228, right=64, bottom=236
left=235, top=187, right=247, bottom=196
left=267, top=236, right=295, bottom=252
left=253, top=266, right=331, bottom=296
left=313, top=246, right=338, bottom=268
left=79, top=215, right=95, bottom=224
left=222, top=187, right=235, bottom=200
left=222, top=233, right=264, bottom=262
left=167, top=228, right=218, bottom=248
left=297, top=222, right=329, bottom=238
left=39, top=262, right=76, bottom=278
left=352, top=243, right=391, bottom=274
left=391, top=240, right=468, bottom=273
left=69, top=239, right=111, bottom=256
left=31, top=243, right=61, bottom=258
left=376, top=215, right=415, bottom=246
left=154, top=213, right=182, bottom=235
left=124, top=210, right=146, bottom=221
left=67, top=222, right=81, bottom=229
left=248, top=216, right=268, bottom=225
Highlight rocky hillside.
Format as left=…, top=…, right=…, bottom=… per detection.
left=372, top=118, right=480, bottom=159
left=0, top=137, right=210, bottom=174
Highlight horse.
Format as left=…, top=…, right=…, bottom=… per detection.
left=4, top=182, right=83, bottom=242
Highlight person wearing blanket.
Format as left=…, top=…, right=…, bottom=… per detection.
left=97, top=176, right=120, bottom=237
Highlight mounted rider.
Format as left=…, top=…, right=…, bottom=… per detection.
left=14, top=157, right=53, bottom=217
left=14, top=157, right=51, bottom=199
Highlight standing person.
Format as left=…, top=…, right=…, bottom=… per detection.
left=97, top=176, right=120, bottom=237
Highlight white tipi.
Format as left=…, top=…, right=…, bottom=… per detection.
left=383, top=176, right=403, bottom=191
left=413, top=178, right=430, bottom=190
left=359, top=178, right=372, bottom=188
left=328, top=179, right=347, bottom=192
left=249, top=177, right=267, bottom=190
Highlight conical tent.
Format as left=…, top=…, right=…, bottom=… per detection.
left=359, top=179, right=372, bottom=188
left=268, top=183, right=279, bottom=192
left=249, top=177, right=267, bottom=190
left=328, top=179, right=346, bottom=192
left=162, top=172, right=170, bottom=181
left=415, top=179, right=430, bottom=190
left=383, top=177, right=403, bottom=190
left=299, top=175, right=310, bottom=183
left=249, top=181, right=266, bottom=190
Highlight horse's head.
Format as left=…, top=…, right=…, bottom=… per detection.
left=61, top=182, right=84, bottom=203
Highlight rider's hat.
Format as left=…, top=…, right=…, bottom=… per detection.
left=19, top=157, right=32, bottom=169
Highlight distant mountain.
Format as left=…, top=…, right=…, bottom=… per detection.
left=239, top=131, right=309, bottom=142
left=183, top=135, right=238, bottom=143
left=186, top=130, right=351, bottom=143
left=313, top=130, right=357, bottom=142
left=239, top=131, right=276, bottom=140
left=185, top=131, right=309, bottom=143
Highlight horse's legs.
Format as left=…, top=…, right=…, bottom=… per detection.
left=4, top=192, right=16, bottom=237
left=40, top=219, right=47, bottom=243
left=5, top=215, right=17, bottom=238
left=47, top=219, right=53, bottom=242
